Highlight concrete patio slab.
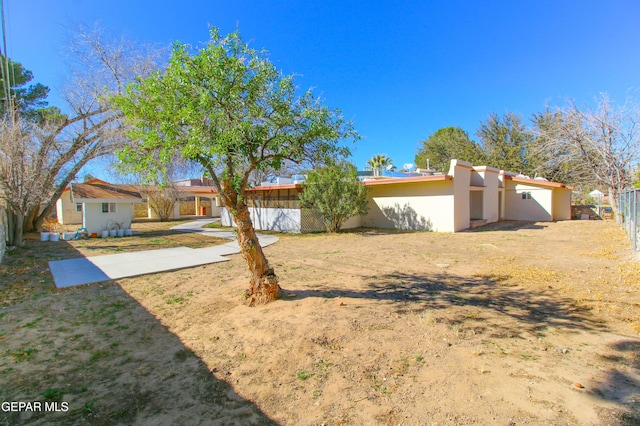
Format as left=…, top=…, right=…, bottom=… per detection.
left=49, top=219, right=279, bottom=288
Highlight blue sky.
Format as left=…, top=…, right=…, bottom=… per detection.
left=4, top=0, right=640, bottom=176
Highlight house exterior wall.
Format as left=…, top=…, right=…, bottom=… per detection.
left=552, top=188, right=572, bottom=220
left=450, top=160, right=472, bottom=231
left=504, top=182, right=553, bottom=221
left=475, top=167, right=500, bottom=223
left=56, top=191, right=82, bottom=225
left=363, top=180, right=455, bottom=232
left=82, top=202, right=135, bottom=235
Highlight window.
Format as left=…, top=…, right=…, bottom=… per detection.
left=76, top=203, right=83, bottom=212
left=521, top=192, right=532, bottom=200
left=101, top=202, right=116, bottom=213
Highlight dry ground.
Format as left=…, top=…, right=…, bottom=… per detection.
left=1, top=219, right=639, bottom=425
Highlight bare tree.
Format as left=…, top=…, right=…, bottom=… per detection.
left=534, top=94, right=640, bottom=211
left=20, top=25, right=163, bottom=233
left=0, top=118, right=49, bottom=245
left=141, top=183, right=184, bottom=221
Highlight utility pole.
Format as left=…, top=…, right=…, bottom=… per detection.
left=0, top=0, right=14, bottom=122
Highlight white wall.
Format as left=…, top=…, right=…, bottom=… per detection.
left=221, top=207, right=302, bottom=233
left=56, top=191, right=82, bottom=225
left=83, top=202, right=135, bottom=235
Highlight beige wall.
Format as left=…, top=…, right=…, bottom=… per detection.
left=552, top=188, right=572, bottom=220
left=56, top=191, right=83, bottom=225
left=83, top=202, right=135, bottom=235
left=363, top=180, right=455, bottom=232
left=504, top=182, right=553, bottom=221
left=450, top=160, right=471, bottom=231
left=475, top=168, right=500, bottom=223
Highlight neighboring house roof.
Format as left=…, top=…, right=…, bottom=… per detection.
left=71, top=183, right=143, bottom=203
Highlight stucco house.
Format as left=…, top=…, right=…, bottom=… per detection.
left=57, top=179, right=222, bottom=232
left=57, top=179, right=143, bottom=235
left=221, top=159, right=573, bottom=233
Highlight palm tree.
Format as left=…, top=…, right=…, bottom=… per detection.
left=367, top=154, right=393, bottom=176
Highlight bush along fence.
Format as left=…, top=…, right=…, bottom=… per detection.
left=617, top=188, right=640, bottom=251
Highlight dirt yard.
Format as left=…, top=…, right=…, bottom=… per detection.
left=1, top=219, right=639, bottom=425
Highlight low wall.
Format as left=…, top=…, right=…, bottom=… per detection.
left=221, top=207, right=302, bottom=233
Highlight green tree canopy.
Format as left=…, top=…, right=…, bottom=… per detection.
left=477, top=112, right=531, bottom=173
left=0, top=55, right=51, bottom=120
left=113, top=28, right=357, bottom=305
left=415, top=126, right=485, bottom=172
left=299, top=160, right=368, bottom=232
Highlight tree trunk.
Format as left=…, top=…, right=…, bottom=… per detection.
left=231, top=202, right=280, bottom=306
left=608, top=187, right=619, bottom=213
left=7, top=211, right=24, bottom=247
left=23, top=206, right=40, bottom=233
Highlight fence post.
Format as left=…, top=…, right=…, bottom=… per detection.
left=634, top=189, right=638, bottom=251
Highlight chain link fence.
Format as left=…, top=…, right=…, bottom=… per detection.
left=617, top=189, right=639, bottom=251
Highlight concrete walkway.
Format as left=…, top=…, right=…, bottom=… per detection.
left=49, top=219, right=278, bottom=288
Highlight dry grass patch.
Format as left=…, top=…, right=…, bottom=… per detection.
left=1, top=219, right=639, bottom=425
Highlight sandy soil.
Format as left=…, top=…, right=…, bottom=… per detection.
left=1, top=219, right=639, bottom=425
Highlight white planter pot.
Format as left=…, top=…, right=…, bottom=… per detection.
left=116, top=229, right=125, bottom=237
left=109, top=230, right=117, bottom=237
left=101, top=231, right=109, bottom=238
left=124, top=228, right=133, bottom=236
left=62, top=232, right=74, bottom=241
left=40, top=232, right=50, bottom=242
left=49, top=233, right=60, bottom=242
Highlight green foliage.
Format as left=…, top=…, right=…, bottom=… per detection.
left=112, top=27, right=356, bottom=201
left=415, top=126, right=485, bottom=172
left=0, top=55, right=52, bottom=121
left=299, top=161, right=369, bottom=232
left=366, top=154, right=393, bottom=176
left=477, top=112, right=531, bottom=173
left=633, top=165, right=640, bottom=188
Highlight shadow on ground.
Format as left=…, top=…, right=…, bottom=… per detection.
left=285, top=271, right=640, bottom=423
left=286, top=271, right=606, bottom=336
left=0, top=240, right=277, bottom=425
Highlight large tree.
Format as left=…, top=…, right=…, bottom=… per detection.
left=477, top=112, right=531, bottom=174
left=299, top=161, right=368, bottom=232
left=534, top=94, right=640, bottom=211
left=415, top=126, right=485, bottom=172
left=529, top=108, right=594, bottom=186
left=19, top=25, right=161, bottom=234
left=113, top=28, right=356, bottom=305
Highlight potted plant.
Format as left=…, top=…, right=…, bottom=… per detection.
left=123, top=222, right=133, bottom=236
left=109, top=222, right=117, bottom=238
left=101, top=226, right=109, bottom=239
left=115, top=221, right=125, bottom=237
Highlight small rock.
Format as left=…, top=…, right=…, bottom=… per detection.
left=436, top=263, right=450, bottom=268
